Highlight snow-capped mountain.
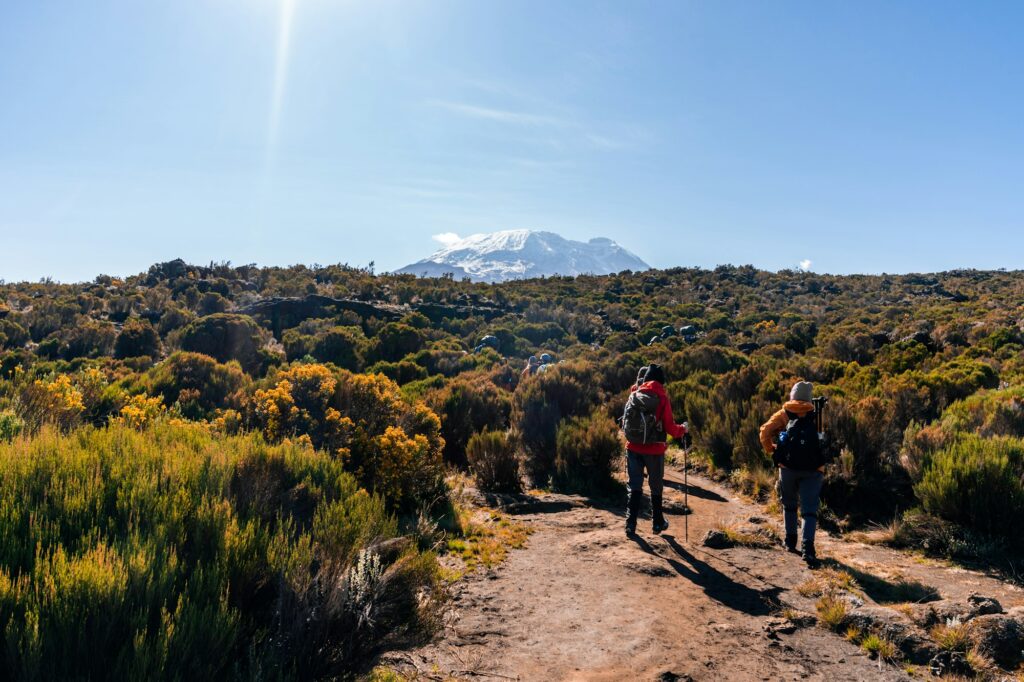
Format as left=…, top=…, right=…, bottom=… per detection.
left=394, top=230, right=650, bottom=282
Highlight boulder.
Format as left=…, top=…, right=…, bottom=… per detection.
left=929, top=650, right=972, bottom=677
left=967, top=593, right=1003, bottom=616
left=702, top=530, right=732, bottom=549
left=845, top=606, right=939, bottom=664
left=969, top=613, right=1024, bottom=669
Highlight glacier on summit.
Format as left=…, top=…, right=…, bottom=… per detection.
left=394, top=230, right=650, bottom=282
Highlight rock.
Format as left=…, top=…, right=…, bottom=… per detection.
left=845, top=606, right=939, bottom=664
left=747, top=515, right=767, bottom=524
left=662, top=500, right=691, bottom=515
left=656, top=672, right=692, bottom=682
left=969, top=613, right=1024, bottom=669
left=967, top=593, right=1003, bottom=616
left=762, top=617, right=797, bottom=639
left=907, top=595, right=1003, bottom=629
left=702, top=529, right=732, bottom=549
left=929, top=651, right=972, bottom=677
left=906, top=600, right=975, bottom=629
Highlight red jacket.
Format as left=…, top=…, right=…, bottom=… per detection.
left=625, top=380, right=687, bottom=456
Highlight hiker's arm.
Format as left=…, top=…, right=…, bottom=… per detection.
left=661, top=398, right=687, bottom=440
left=759, top=409, right=788, bottom=453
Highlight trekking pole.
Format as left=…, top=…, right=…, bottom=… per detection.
left=684, top=445, right=689, bottom=544
left=682, top=422, right=690, bottom=544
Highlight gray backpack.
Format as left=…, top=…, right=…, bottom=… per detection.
left=622, top=389, right=664, bottom=444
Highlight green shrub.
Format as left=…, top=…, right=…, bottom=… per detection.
left=114, top=317, right=162, bottom=359
left=554, top=412, right=622, bottom=495
left=427, top=377, right=512, bottom=467
left=312, top=325, right=367, bottom=370
left=147, top=351, right=250, bottom=419
left=466, top=430, right=521, bottom=493
left=367, top=359, right=428, bottom=385
left=0, top=410, right=23, bottom=442
left=179, top=314, right=268, bottom=374
left=915, top=434, right=1024, bottom=542
left=0, top=422, right=441, bottom=679
left=511, top=363, right=596, bottom=485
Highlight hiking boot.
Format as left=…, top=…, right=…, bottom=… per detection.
left=651, top=494, right=669, bottom=534
left=803, top=542, right=821, bottom=569
left=625, top=491, right=641, bottom=536
left=785, top=534, right=800, bottom=554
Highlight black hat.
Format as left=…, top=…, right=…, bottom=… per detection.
left=645, top=363, right=666, bottom=384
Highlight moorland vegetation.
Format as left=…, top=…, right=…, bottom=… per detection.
left=1, top=259, right=1024, bottom=676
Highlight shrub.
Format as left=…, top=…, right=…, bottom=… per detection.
left=179, top=313, right=267, bottom=374
left=367, top=360, right=428, bottom=386
left=114, top=318, right=162, bottom=359
left=372, top=323, right=426, bottom=363
left=511, top=363, right=596, bottom=485
left=915, top=434, right=1024, bottom=542
left=147, top=352, right=250, bottom=419
left=554, top=412, right=622, bottom=495
left=466, top=430, right=521, bottom=493
left=313, top=325, right=367, bottom=370
left=249, top=365, right=446, bottom=513
left=427, top=377, right=512, bottom=467
left=0, top=422, right=441, bottom=679
left=0, top=410, right=23, bottom=442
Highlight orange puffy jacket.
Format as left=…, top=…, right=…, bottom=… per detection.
left=759, top=400, right=822, bottom=470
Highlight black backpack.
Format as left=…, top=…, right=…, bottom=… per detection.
left=772, top=413, right=824, bottom=470
left=622, top=388, right=664, bottom=445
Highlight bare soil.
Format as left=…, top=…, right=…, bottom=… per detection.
left=379, top=465, right=1024, bottom=681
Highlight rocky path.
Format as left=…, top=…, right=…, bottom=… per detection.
left=380, top=465, right=1024, bottom=681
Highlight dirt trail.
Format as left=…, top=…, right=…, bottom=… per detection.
left=380, top=466, right=1024, bottom=681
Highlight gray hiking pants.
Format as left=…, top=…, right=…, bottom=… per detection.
left=778, top=468, right=823, bottom=545
left=626, top=450, right=664, bottom=496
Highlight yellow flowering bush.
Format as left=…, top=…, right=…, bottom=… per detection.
left=114, top=394, right=165, bottom=429
left=20, top=374, right=85, bottom=431
left=248, top=364, right=445, bottom=511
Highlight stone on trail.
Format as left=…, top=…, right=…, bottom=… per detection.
left=701, top=529, right=731, bottom=549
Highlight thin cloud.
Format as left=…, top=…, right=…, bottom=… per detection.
left=432, top=232, right=462, bottom=246
left=427, top=100, right=566, bottom=127
left=799, top=259, right=813, bottom=271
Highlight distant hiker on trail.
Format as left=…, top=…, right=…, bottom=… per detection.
left=760, top=381, right=827, bottom=568
left=621, top=363, right=688, bottom=536
left=522, top=355, right=540, bottom=378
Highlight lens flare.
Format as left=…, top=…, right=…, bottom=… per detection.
left=266, top=0, right=297, bottom=172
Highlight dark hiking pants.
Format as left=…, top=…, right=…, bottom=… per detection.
left=778, top=468, right=823, bottom=545
left=627, top=450, right=664, bottom=496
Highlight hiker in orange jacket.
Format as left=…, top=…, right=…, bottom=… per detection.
left=760, top=380, right=824, bottom=567
left=622, top=364, right=687, bottom=535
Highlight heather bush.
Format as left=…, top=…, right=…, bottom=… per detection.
left=178, top=313, right=269, bottom=374
left=0, top=422, right=441, bottom=679
left=427, top=377, right=512, bottom=467
left=466, top=430, right=522, bottom=493
left=147, top=351, right=250, bottom=419
left=554, top=412, right=622, bottom=495
left=249, top=364, right=445, bottom=513
left=114, top=317, right=162, bottom=359
left=511, top=363, right=596, bottom=485
left=915, top=434, right=1024, bottom=542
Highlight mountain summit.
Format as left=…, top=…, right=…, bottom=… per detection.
left=395, top=230, right=650, bottom=282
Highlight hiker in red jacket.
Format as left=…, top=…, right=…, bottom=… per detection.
left=621, top=363, right=687, bottom=535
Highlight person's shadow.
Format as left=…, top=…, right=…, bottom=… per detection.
left=628, top=533, right=782, bottom=617
left=661, top=478, right=727, bottom=502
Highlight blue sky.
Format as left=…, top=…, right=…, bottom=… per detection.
left=1, top=1, right=1022, bottom=282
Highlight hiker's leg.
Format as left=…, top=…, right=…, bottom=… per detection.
left=799, top=471, right=824, bottom=546
left=625, top=451, right=644, bottom=533
left=647, top=455, right=667, bottom=532
left=778, top=468, right=800, bottom=541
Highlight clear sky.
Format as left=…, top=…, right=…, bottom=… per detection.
left=2, top=1, right=1022, bottom=283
